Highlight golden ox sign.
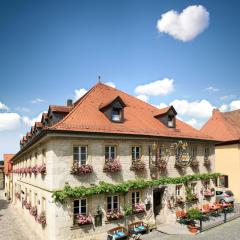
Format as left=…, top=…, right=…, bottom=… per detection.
left=174, top=141, right=192, bottom=167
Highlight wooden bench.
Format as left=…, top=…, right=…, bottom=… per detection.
left=107, top=226, right=129, bottom=240
left=128, top=221, right=148, bottom=235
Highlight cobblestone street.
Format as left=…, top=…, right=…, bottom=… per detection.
left=142, top=217, right=240, bottom=240
left=0, top=190, right=39, bottom=240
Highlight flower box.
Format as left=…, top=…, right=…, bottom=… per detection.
left=37, top=212, right=47, bottom=227
left=106, top=211, right=124, bottom=221
left=71, top=163, right=93, bottom=175
left=175, top=196, right=185, bottom=205
left=156, top=159, right=168, bottom=170
left=133, top=203, right=145, bottom=214
left=76, top=214, right=92, bottom=226
left=204, top=159, right=211, bottom=166
left=103, top=160, right=121, bottom=173
left=191, top=159, right=199, bottom=167
left=25, top=202, right=32, bottom=210
left=203, top=189, right=214, bottom=197
left=130, top=160, right=145, bottom=171
left=31, top=165, right=38, bottom=175
left=30, top=206, right=38, bottom=217
left=15, top=192, right=20, bottom=199
left=37, top=164, right=46, bottom=174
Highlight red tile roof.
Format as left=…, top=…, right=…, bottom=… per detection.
left=3, top=154, right=14, bottom=175
left=201, top=109, right=240, bottom=141
left=49, top=105, right=73, bottom=113
left=51, top=83, right=213, bottom=141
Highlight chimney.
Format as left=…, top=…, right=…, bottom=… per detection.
left=212, top=108, right=221, bottom=117
left=67, top=99, right=73, bottom=106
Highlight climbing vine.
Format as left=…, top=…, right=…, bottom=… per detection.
left=52, top=172, right=221, bottom=203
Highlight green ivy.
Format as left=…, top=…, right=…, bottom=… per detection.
left=52, top=172, right=221, bottom=203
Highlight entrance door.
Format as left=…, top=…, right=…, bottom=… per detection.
left=153, top=187, right=165, bottom=217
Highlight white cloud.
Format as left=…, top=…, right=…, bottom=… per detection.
left=229, top=100, right=240, bottom=111
left=31, top=98, right=45, bottom=104
left=22, top=112, right=43, bottom=127
left=105, top=82, right=116, bottom=88
left=205, top=86, right=219, bottom=92
left=153, top=102, right=168, bottom=109
left=170, top=99, right=214, bottom=118
left=157, top=5, right=209, bottom=42
left=0, top=113, right=21, bottom=131
left=220, top=95, right=236, bottom=101
left=74, top=88, right=88, bottom=101
left=0, top=102, right=9, bottom=111
left=186, top=118, right=197, bottom=127
left=136, top=95, right=149, bottom=102
left=135, top=78, right=174, bottom=96
left=219, top=104, right=228, bottom=112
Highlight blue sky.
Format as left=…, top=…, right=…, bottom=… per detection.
left=1, top=0, right=240, bottom=158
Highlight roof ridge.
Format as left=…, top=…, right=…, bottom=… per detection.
left=50, top=83, right=100, bottom=129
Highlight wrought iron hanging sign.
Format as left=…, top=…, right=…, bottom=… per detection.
left=174, top=141, right=192, bottom=168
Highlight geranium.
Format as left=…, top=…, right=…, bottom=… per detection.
left=76, top=214, right=92, bottom=226
left=106, top=210, right=124, bottom=221
left=23, top=199, right=27, bottom=207
left=133, top=203, right=145, bottom=214
left=156, top=160, right=167, bottom=170
left=31, top=165, right=38, bottom=175
left=37, top=212, right=47, bottom=227
left=71, top=163, right=93, bottom=175
left=130, top=160, right=145, bottom=171
left=103, top=159, right=121, bottom=173
left=25, top=202, right=32, bottom=210
left=15, top=192, right=20, bottom=199
left=191, top=159, right=199, bottom=167
left=30, top=206, right=38, bottom=217
left=37, top=164, right=46, bottom=174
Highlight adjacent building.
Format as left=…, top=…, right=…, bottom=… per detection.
left=3, top=154, right=14, bottom=199
left=201, top=109, right=240, bottom=202
left=10, top=83, right=218, bottom=240
left=0, top=160, right=4, bottom=190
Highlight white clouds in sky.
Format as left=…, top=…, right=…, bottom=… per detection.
left=31, top=98, right=45, bottom=104
left=205, top=86, right=219, bottom=92
left=74, top=88, right=88, bottom=101
left=0, top=112, right=21, bottom=131
left=136, top=95, right=149, bottom=102
left=135, top=78, right=174, bottom=96
left=105, top=82, right=116, bottom=88
left=157, top=5, right=209, bottom=42
left=229, top=100, right=240, bottom=111
left=0, top=102, right=9, bottom=111
left=22, top=112, right=44, bottom=127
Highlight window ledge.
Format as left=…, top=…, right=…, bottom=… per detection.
left=70, top=223, right=93, bottom=230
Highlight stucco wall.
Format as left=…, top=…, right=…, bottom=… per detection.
left=215, top=144, right=240, bottom=202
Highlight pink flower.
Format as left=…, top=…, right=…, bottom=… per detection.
left=76, top=214, right=92, bottom=225
left=133, top=203, right=145, bottom=214
left=103, top=160, right=121, bottom=173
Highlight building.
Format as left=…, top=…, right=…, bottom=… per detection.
left=11, top=83, right=218, bottom=240
left=0, top=160, right=4, bottom=190
left=4, top=154, right=15, bottom=199
left=201, top=108, right=240, bottom=202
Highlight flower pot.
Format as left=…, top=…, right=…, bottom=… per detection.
left=188, top=225, right=198, bottom=233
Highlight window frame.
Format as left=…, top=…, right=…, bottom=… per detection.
left=132, top=146, right=141, bottom=161
left=131, top=191, right=140, bottom=207
left=204, top=147, right=210, bottom=160
left=105, top=146, right=116, bottom=161
left=175, top=185, right=182, bottom=196
left=107, top=195, right=119, bottom=212
left=190, top=146, right=197, bottom=160
left=73, top=146, right=88, bottom=166
left=111, top=108, right=122, bottom=122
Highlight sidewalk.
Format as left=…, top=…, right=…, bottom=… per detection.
left=0, top=190, right=39, bottom=240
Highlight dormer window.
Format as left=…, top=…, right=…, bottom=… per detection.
left=111, top=108, right=122, bottom=122
left=100, top=96, right=126, bottom=123
left=154, top=105, right=177, bottom=128
left=168, top=115, right=174, bottom=127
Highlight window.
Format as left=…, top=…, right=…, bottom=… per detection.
left=42, top=197, right=46, bottom=212
left=74, top=199, right=87, bottom=215
left=204, top=147, right=210, bottom=160
left=132, top=192, right=140, bottom=206
left=219, top=175, right=228, bottom=188
left=168, top=115, right=174, bottom=127
left=111, top=108, right=122, bottom=122
left=190, top=146, right=197, bottom=160
left=29, top=190, right=32, bottom=203
left=73, top=146, right=87, bottom=165
left=132, top=146, right=141, bottom=161
left=158, top=146, right=165, bottom=159
left=105, top=146, right=116, bottom=161
left=203, top=180, right=210, bottom=189
left=107, top=195, right=119, bottom=212
left=34, top=193, right=37, bottom=206
left=176, top=185, right=182, bottom=196
left=191, top=183, right=197, bottom=193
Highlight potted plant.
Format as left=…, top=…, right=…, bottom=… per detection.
left=103, top=159, right=121, bottom=173
left=175, top=196, right=185, bottom=206
left=186, top=187, right=198, bottom=202
left=204, top=159, right=211, bottom=166
left=156, top=159, right=168, bottom=170
left=71, top=162, right=93, bottom=175
left=37, top=164, right=46, bottom=174
left=191, top=159, right=199, bottom=167
left=76, top=214, right=92, bottom=226
left=30, top=206, right=38, bottom=217
left=187, top=208, right=202, bottom=233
